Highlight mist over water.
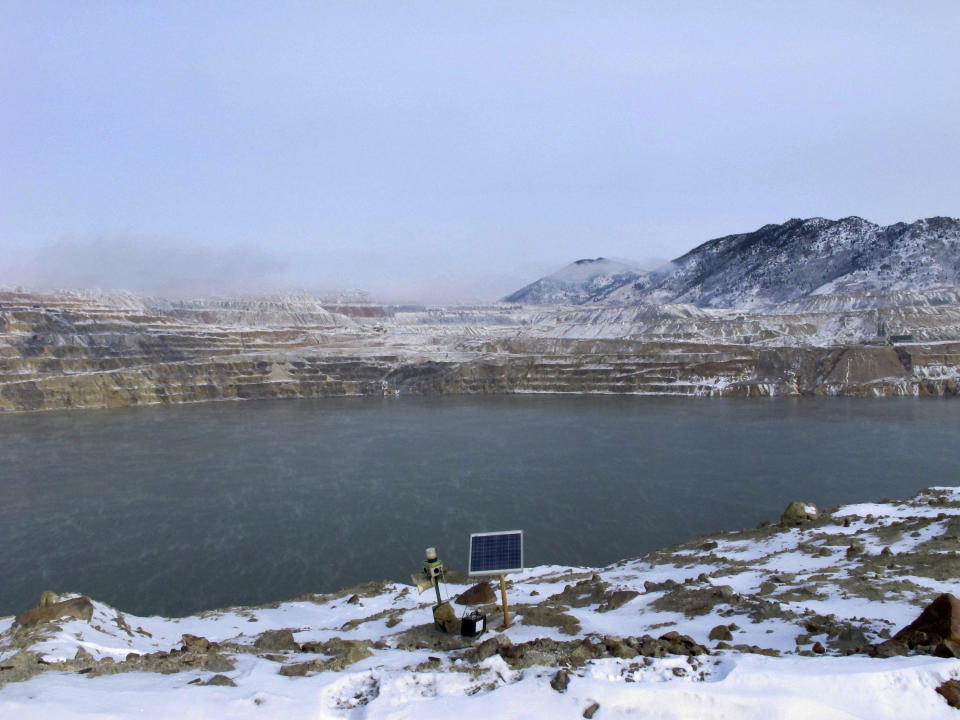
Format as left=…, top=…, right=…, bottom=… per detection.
left=0, top=396, right=955, bottom=618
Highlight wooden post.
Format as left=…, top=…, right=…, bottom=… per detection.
left=499, top=574, right=510, bottom=628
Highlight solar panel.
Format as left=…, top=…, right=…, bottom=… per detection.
left=469, top=530, right=523, bottom=576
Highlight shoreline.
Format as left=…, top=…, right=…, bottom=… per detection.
left=3, top=487, right=960, bottom=716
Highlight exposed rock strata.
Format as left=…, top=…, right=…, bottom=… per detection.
left=1, top=289, right=958, bottom=412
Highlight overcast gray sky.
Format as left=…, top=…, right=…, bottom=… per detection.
left=2, top=1, right=959, bottom=301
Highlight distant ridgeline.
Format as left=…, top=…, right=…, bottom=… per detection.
left=505, top=216, right=960, bottom=309
left=2, top=216, right=960, bottom=412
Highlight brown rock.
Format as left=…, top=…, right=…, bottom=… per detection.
left=181, top=634, right=212, bottom=652
left=15, top=596, right=94, bottom=627
left=812, top=642, right=825, bottom=654
left=709, top=625, right=733, bottom=642
left=937, top=680, right=960, bottom=709
left=455, top=582, right=497, bottom=605
left=893, top=593, right=960, bottom=650
left=583, top=701, right=600, bottom=718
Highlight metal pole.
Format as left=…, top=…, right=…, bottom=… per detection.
left=434, top=578, right=443, bottom=607
left=499, top=574, right=510, bottom=628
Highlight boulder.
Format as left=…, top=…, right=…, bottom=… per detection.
left=709, top=625, right=733, bottom=642
left=870, top=639, right=908, bottom=658
left=938, top=680, right=960, bottom=709
left=254, top=629, right=300, bottom=652
left=780, top=501, right=819, bottom=526
left=203, top=674, right=236, bottom=687
left=38, top=591, right=61, bottom=608
left=550, top=668, right=569, bottom=693
left=829, top=626, right=869, bottom=652
left=893, top=593, right=960, bottom=650
left=455, top=582, right=496, bottom=605
left=15, top=596, right=94, bottom=627
left=181, top=634, right=212, bottom=652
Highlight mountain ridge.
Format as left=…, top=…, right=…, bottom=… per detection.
left=506, top=216, right=960, bottom=308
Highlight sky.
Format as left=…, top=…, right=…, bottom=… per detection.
left=2, top=1, right=960, bottom=302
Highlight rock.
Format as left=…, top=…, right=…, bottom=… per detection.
left=599, top=590, right=639, bottom=613
left=550, top=669, right=569, bottom=693
left=204, top=653, right=235, bottom=672
left=15, top=596, right=94, bottom=627
left=830, top=626, right=868, bottom=653
left=937, top=680, right=960, bottom=709
left=455, top=582, right=496, bottom=605
left=934, top=640, right=960, bottom=659
left=701, top=541, right=718, bottom=551
left=780, top=501, right=819, bottom=525
left=203, top=674, right=236, bottom=687
left=709, top=625, right=733, bottom=642
left=759, top=581, right=777, bottom=595
left=254, top=629, right=300, bottom=652
left=644, top=579, right=678, bottom=593
left=475, top=637, right=503, bottom=662
left=279, top=662, right=311, bottom=677
left=74, top=647, right=94, bottom=662
left=346, top=594, right=361, bottom=605
left=602, top=635, right=638, bottom=659
left=658, top=631, right=707, bottom=656
left=583, top=701, right=600, bottom=718
left=812, top=642, right=825, bottom=654
left=870, top=639, right=908, bottom=658
left=313, top=638, right=374, bottom=670
left=845, top=541, right=864, bottom=559
left=518, top=606, right=581, bottom=635
left=181, top=634, right=212, bottom=652
left=38, top=591, right=61, bottom=608
left=432, top=601, right=459, bottom=634
left=893, top=593, right=960, bottom=650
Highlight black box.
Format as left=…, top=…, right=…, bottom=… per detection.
left=461, top=610, right=487, bottom=638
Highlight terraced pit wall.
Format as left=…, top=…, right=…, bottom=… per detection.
left=2, top=339, right=958, bottom=413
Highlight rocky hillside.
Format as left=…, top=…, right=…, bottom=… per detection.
left=4, top=487, right=960, bottom=717
left=508, top=216, right=960, bottom=309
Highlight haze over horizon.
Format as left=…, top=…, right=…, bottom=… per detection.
left=3, top=2, right=959, bottom=302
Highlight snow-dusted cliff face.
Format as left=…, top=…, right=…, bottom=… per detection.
left=509, top=217, right=960, bottom=309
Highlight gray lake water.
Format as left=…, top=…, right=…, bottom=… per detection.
left=1, top=396, right=957, bottom=617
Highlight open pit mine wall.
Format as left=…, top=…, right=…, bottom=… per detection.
left=1, top=340, right=957, bottom=412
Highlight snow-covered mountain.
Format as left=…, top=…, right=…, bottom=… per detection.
left=509, top=217, right=960, bottom=309
left=503, top=258, right=649, bottom=305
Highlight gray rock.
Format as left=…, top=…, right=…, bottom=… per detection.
left=550, top=669, right=569, bottom=693
left=204, top=653, right=235, bottom=673
left=203, top=674, right=236, bottom=687
left=830, top=626, right=868, bottom=652
left=583, top=701, right=600, bottom=718
left=254, top=629, right=299, bottom=652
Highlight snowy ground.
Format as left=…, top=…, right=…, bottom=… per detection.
left=3, top=487, right=960, bottom=718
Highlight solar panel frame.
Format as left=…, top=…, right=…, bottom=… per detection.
left=468, top=530, right=524, bottom=576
